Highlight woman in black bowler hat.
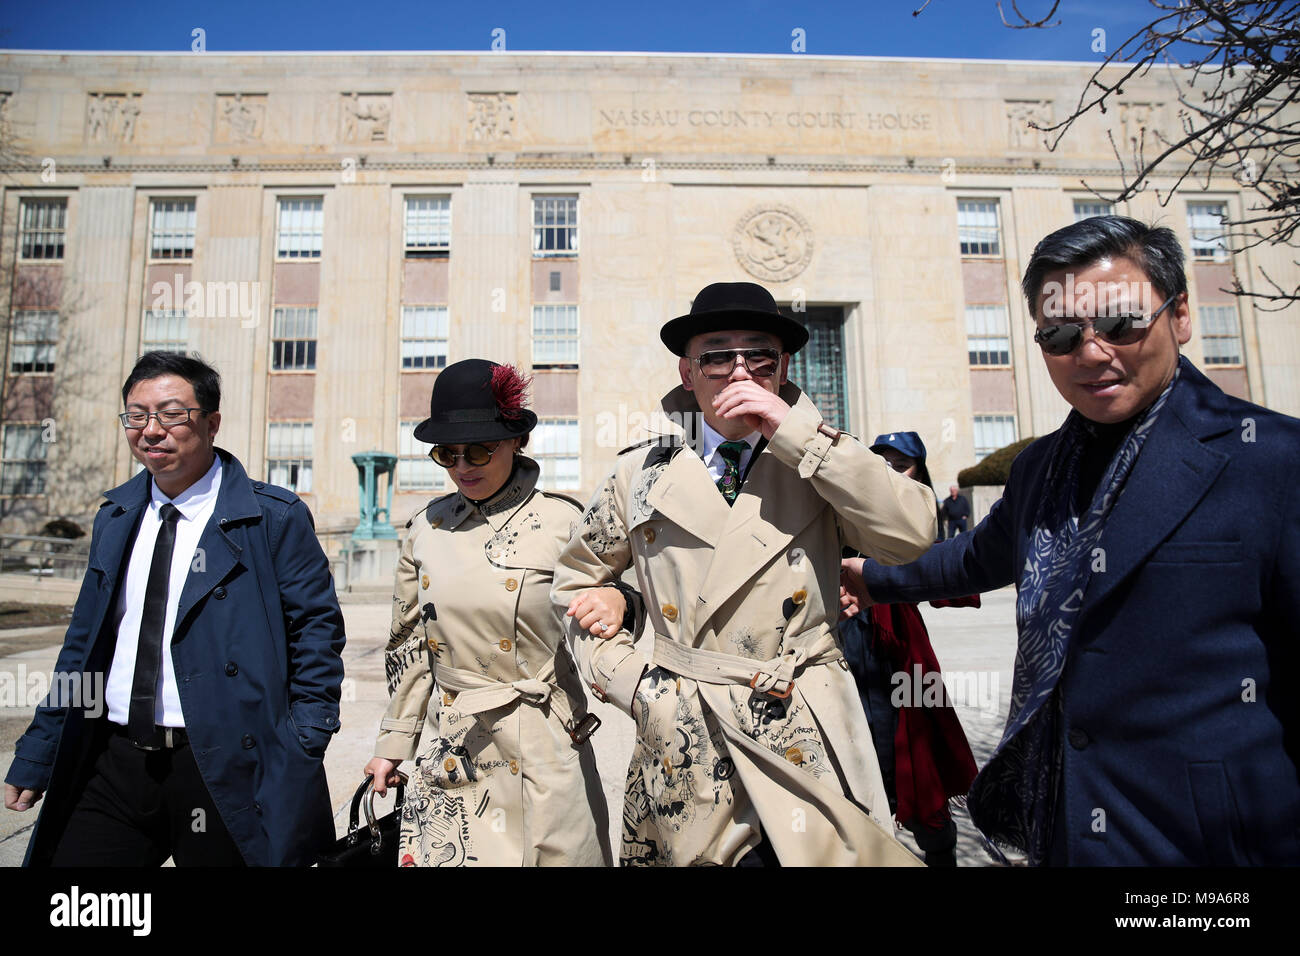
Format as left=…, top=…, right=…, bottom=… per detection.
left=361, top=359, right=624, bottom=866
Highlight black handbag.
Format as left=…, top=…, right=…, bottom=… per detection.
left=317, top=773, right=407, bottom=867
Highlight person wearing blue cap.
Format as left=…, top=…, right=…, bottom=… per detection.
left=838, top=431, right=980, bottom=866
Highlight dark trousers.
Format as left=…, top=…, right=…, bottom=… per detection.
left=946, top=518, right=967, bottom=539
left=51, top=722, right=245, bottom=867
left=736, top=828, right=782, bottom=868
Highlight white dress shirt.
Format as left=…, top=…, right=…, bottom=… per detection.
left=698, top=417, right=763, bottom=484
left=106, top=455, right=222, bottom=728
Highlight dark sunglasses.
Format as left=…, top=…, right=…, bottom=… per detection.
left=1034, top=294, right=1178, bottom=356
left=692, top=347, right=781, bottom=379
left=428, top=441, right=504, bottom=468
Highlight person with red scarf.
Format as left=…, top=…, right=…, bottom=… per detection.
left=838, top=431, right=978, bottom=866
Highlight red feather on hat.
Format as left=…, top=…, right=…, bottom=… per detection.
left=490, top=363, right=532, bottom=420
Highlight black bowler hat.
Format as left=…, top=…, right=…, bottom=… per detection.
left=660, top=281, right=810, bottom=356
left=412, top=359, right=537, bottom=445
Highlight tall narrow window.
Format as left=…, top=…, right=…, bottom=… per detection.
left=20, top=199, right=66, bottom=260
left=141, top=310, right=188, bottom=354
left=533, top=418, right=580, bottom=489
left=397, top=421, right=446, bottom=493
left=272, top=307, right=318, bottom=370
left=783, top=306, right=850, bottom=431
left=149, top=199, right=197, bottom=259
left=404, top=196, right=450, bottom=257
left=401, top=306, right=449, bottom=369
left=966, top=305, right=1011, bottom=365
left=1073, top=199, right=1114, bottom=222
left=532, top=195, right=578, bottom=256
left=1199, top=305, right=1243, bottom=365
left=267, top=422, right=313, bottom=493
left=1187, top=202, right=1228, bottom=260
left=531, top=305, right=579, bottom=367
left=957, top=199, right=1001, bottom=257
left=1, top=424, right=48, bottom=496
left=9, top=311, right=58, bottom=373
left=973, top=414, right=1017, bottom=461
left=276, top=197, right=323, bottom=259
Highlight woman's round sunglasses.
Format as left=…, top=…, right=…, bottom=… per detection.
left=1034, top=294, right=1178, bottom=356
left=428, top=441, right=505, bottom=468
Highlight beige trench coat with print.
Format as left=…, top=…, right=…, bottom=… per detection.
left=375, top=457, right=612, bottom=866
left=552, top=385, right=937, bottom=866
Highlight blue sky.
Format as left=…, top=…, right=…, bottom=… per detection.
left=0, top=0, right=1159, bottom=60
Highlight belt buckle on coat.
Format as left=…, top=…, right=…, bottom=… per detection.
left=567, top=712, right=601, bottom=745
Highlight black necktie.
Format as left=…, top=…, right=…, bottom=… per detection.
left=129, top=502, right=181, bottom=745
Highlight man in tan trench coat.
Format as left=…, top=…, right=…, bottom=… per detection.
left=552, top=282, right=938, bottom=866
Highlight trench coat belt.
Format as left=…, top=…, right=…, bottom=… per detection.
left=650, top=628, right=842, bottom=696
left=435, top=658, right=580, bottom=729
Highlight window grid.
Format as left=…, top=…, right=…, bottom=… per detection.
left=957, top=199, right=1001, bottom=257
left=401, top=306, right=449, bottom=370
left=397, top=420, right=447, bottom=493
left=1188, top=202, right=1229, bottom=260
left=966, top=305, right=1011, bottom=366
left=532, top=305, right=579, bottom=366
left=532, top=196, right=578, bottom=257
left=149, top=199, right=196, bottom=259
left=1073, top=199, right=1114, bottom=222
left=10, top=310, right=58, bottom=374
left=404, top=196, right=451, bottom=256
left=272, top=307, right=318, bottom=370
left=276, top=197, right=323, bottom=259
left=141, top=310, right=188, bottom=354
left=533, top=418, right=580, bottom=489
left=20, top=199, right=66, bottom=260
left=973, top=414, right=1017, bottom=462
left=1199, top=305, right=1243, bottom=365
left=1, top=424, right=48, bottom=496
left=267, top=422, right=314, bottom=493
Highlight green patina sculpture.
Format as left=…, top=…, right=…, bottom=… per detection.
left=351, top=451, right=398, bottom=541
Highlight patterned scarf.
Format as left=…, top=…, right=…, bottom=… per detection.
left=968, top=366, right=1180, bottom=864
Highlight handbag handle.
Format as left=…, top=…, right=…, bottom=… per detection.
left=351, top=772, right=407, bottom=838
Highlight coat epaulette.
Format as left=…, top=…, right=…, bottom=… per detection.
left=618, top=434, right=681, bottom=456
left=407, top=492, right=457, bottom=528
left=540, top=490, right=584, bottom=513
left=252, top=480, right=298, bottom=505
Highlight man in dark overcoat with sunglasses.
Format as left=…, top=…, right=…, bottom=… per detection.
left=842, top=216, right=1300, bottom=866
left=553, top=281, right=939, bottom=866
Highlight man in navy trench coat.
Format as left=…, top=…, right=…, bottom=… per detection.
left=4, top=352, right=344, bottom=866
left=843, top=217, right=1300, bottom=865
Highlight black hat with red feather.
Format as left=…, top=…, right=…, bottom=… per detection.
left=412, top=359, right=537, bottom=445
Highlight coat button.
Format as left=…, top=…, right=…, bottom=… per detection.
left=241, top=735, right=255, bottom=749
left=421, top=575, right=430, bottom=589
left=443, top=692, right=455, bottom=706
left=214, top=586, right=227, bottom=600
left=426, top=637, right=438, bottom=652
left=509, top=759, right=519, bottom=775
left=792, top=588, right=807, bottom=605
left=644, top=528, right=656, bottom=543
left=443, top=757, right=456, bottom=772
left=431, top=517, right=443, bottom=529
left=662, top=757, right=673, bottom=775
left=505, top=578, right=518, bottom=591
left=1068, top=728, right=1090, bottom=750
left=661, top=603, right=678, bottom=622
left=225, top=661, right=238, bottom=677
left=253, top=481, right=265, bottom=489
left=785, top=747, right=803, bottom=765
left=499, top=638, right=513, bottom=652
left=254, top=802, right=263, bottom=815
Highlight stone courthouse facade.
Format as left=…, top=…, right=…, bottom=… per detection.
left=1, top=51, right=1297, bottom=533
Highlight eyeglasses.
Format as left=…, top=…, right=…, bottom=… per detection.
left=119, top=408, right=205, bottom=429
left=428, top=441, right=504, bottom=468
left=1034, top=294, right=1178, bottom=356
left=691, top=347, right=781, bottom=379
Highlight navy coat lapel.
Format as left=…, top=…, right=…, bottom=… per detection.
left=1082, top=360, right=1232, bottom=617
left=174, top=449, right=262, bottom=631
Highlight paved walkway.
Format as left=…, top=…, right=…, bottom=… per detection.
left=0, top=586, right=1019, bottom=866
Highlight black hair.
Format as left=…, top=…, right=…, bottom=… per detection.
left=1021, top=216, right=1187, bottom=316
left=122, top=351, right=222, bottom=412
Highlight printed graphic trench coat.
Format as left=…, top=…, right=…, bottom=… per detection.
left=551, top=384, right=939, bottom=866
left=374, top=457, right=612, bottom=866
